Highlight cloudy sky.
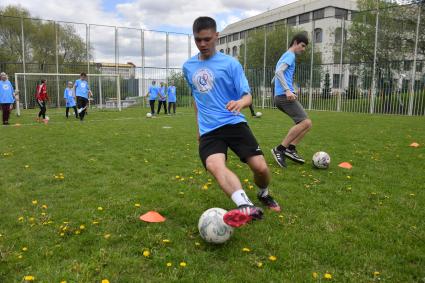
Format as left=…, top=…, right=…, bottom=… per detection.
left=1, top=0, right=296, bottom=67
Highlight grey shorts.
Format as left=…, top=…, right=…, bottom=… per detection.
left=274, top=95, right=308, bottom=124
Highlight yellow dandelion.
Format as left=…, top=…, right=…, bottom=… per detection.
left=195, top=242, right=201, bottom=246
left=60, top=281, right=67, bottom=283
left=257, top=262, right=263, bottom=268
left=166, top=262, right=172, bottom=267
left=101, top=280, right=110, bottom=283
left=22, top=247, right=28, bottom=251
left=18, top=255, right=23, bottom=259
left=312, top=272, right=319, bottom=279
left=162, top=239, right=171, bottom=243
left=92, top=221, right=99, bottom=225
left=175, top=175, right=180, bottom=179
left=25, top=165, right=30, bottom=168
left=134, top=203, right=141, bottom=207
left=42, top=204, right=47, bottom=209
left=189, top=176, right=193, bottom=179
left=97, top=207, right=103, bottom=211
left=347, top=176, right=351, bottom=179
left=32, top=200, right=38, bottom=205
left=79, top=225, right=85, bottom=230
left=243, top=179, right=249, bottom=183
left=54, top=175, right=59, bottom=179
left=324, top=272, right=332, bottom=280
left=23, top=275, right=35, bottom=281
left=29, top=217, right=35, bottom=222
left=60, top=233, right=65, bottom=237
left=143, top=250, right=150, bottom=257
left=41, top=212, right=46, bottom=216
left=268, top=255, right=277, bottom=261
left=208, top=178, right=212, bottom=182
left=59, top=176, right=65, bottom=179
left=179, top=262, right=187, bottom=267
left=75, top=230, right=81, bottom=235
left=242, top=247, right=251, bottom=252
left=18, top=216, right=24, bottom=222
left=410, top=193, right=415, bottom=197
left=248, top=185, right=254, bottom=189
left=104, top=234, right=111, bottom=239
left=180, top=178, right=185, bottom=181
left=373, top=271, right=380, bottom=276
left=278, top=214, right=284, bottom=219
left=179, top=192, right=185, bottom=195
left=202, top=185, right=208, bottom=190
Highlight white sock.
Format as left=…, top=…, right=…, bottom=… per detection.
left=258, top=187, right=269, bottom=197
left=231, top=190, right=253, bottom=207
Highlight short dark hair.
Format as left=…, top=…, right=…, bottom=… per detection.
left=290, top=33, right=309, bottom=47
left=41, top=79, right=46, bottom=83
left=80, top=72, right=87, bottom=77
left=193, top=17, right=216, bottom=33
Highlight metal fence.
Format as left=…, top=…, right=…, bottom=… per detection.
left=1, top=2, right=424, bottom=115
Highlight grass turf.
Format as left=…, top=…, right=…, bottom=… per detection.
left=0, top=107, right=424, bottom=282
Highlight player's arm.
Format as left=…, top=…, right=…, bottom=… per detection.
left=226, top=93, right=252, bottom=113
left=275, top=63, right=296, bottom=101
left=193, top=97, right=200, bottom=142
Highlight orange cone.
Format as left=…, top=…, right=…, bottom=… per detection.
left=410, top=142, right=420, bottom=148
left=338, top=162, right=352, bottom=169
left=139, top=211, right=166, bottom=223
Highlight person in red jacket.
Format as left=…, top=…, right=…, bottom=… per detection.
left=35, top=79, right=49, bottom=123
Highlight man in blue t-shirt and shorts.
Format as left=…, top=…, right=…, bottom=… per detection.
left=73, top=72, right=92, bottom=121
left=183, top=17, right=280, bottom=228
left=271, top=34, right=312, bottom=168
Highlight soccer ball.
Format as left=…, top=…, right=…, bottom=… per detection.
left=146, top=112, right=152, bottom=118
left=198, top=208, right=234, bottom=244
left=45, top=116, right=49, bottom=121
left=255, top=112, right=262, bottom=117
left=312, top=151, right=330, bottom=169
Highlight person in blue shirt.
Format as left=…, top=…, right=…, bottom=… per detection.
left=271, top=33, right=312, bottom=168
left=73, top=72, right=92, bottom=121
left=157, top=82, right=167, bottom=115
left=64, top=81, right=77, bottom=119
left=183, top=17, right=280, bottom=228
left=0, top=72, right=16, bottom=125
left=167, top=80, right=177, bottom=115
left=146, top=80, right=159, bottom=115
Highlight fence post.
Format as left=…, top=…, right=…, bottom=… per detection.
left=55, top=22, right=60, bottom=108
left=188, top=35, right=192, bottom=107
left=286, top=24, right=289, bottom=49
left=166, top=32, right=169, bottom=83
left=261, top=26, right=267, bottom=109
left=99, top=76, right=103, bottom=108
left=20, top=17, right=28, bottom=110
left=337, top=18, right=345, bottom=112
left=308, top=20, right=315, bottom=110
left=115, top=27, right=118, bottom=75
left=86, top=24, right=90, bottom=74
left=408, top=4, right=421, bottom=116
left=370, top=5, right=379, bottom=114
left=243, top=34, right=247, bottom=70
left=141, top=29, right=145, bottom=107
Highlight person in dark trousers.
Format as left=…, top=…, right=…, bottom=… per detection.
left=167, top=80, right=177, bottom=115
left=183, top=17, right=280, bottom=228
left=35, top=79, right=49, bottom=123
left=146, top=80, right=159, bottom=115
left=64, top=81, right=78, bottom=118
left=0, top=72, right=16, bottom=125
left=73, top=73, right=92, bottom=121
left=157, top=82, right=167, bottom=115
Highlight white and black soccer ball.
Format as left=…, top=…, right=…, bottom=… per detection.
left=255, top=112, right=262, bottom=117
left=198, top=208, right=234, bottom=244
left=146, top=112, right=152, bottom=118
left=45, top=116, right=50, bottom=121
left=312, top=151, right=330, bottom=169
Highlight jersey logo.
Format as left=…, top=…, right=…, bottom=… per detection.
left=192, top=68, right=214, bottom=93
left=2, top=84, right=9, bottom=90
left=80, top=82, right=87, bottom=88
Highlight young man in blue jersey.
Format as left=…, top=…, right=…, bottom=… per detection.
left=271, top=34, right=312, bottom=168
left=167, top=80, right=177, bottom=115
left=0, top=72, right=16, bottom=125
left=146, top=80, right=159, bottom=115
left=73, top=73, right=92, bottom=121
left=183, top=17, right=280, bottom=228
left=64, top=81, right=78, bottom=119
left=157, top=82, right=167, bottom=115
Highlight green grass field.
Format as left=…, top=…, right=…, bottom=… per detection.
left=0, top=107, right=424, bottom=283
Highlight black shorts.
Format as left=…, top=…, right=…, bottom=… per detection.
left=199, top=122, right=263, bottom=168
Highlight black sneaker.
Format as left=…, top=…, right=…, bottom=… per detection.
left=284, top=148, right=305, bottom=164
left=257, top=194, right=281, bottom=212
left=223, top=205, right=264, bottom=227
left=271, top=148, right=287, bottom=168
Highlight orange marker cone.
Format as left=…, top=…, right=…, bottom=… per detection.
left=139, top=211, right=166, bottom=223
left=410, top=142, right=420, bottom=148
left=338, top=162, right=352, bottom=169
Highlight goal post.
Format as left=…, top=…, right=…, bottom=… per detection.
left=14, top=73, right=122, bottom=115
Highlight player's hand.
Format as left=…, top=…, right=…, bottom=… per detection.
left=226, top=100, right=244, bottom=114
left=286, top=90, right=296, bottom=101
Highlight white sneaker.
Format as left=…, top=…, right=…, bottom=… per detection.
left=77, top=108, right=83, bottom=114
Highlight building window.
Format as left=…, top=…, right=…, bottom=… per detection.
left=219, top=49, right=224, bottom=53
left=226, top=48, right=230, bottom=55
left=313, top=9, right=325, bottom=20
left=232, top=33, right=240, bottom=41
left=333, top=74, right=343, bottom=88
left=232, top=46, right=238, bottom=57
left=314, top=28, right=323, bottom=43
left=240, top=31, right=246, bottom=39
left=299, top=12, right=310, bottom=24
left=287, top=16, right=297, bottom=26
left=227, top=35, right=232, bottom=42
left=416, top=61, right=423, bottom=72
left=267, top=23, right=274, bottom=31
left=404, top=61, right=412, bottom=71
left=335, top=8, right=348, bottom=20
left=335, top=27, right=346, bottom=43
left=219, top=37, right=226, bottom=44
